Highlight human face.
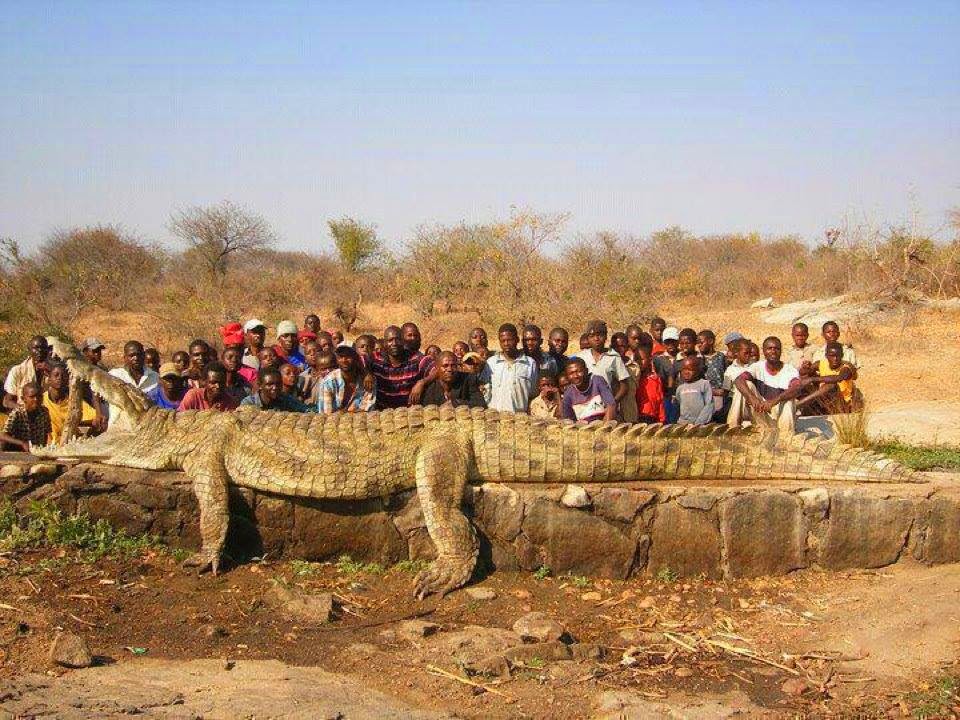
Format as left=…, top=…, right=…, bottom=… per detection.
left=698, top=333, right=715, bottom=355
left=278, top=333, right=297, bottom=354
left=189, top=344, right=207, bottom=370
left=48, top=365, right=67, bottom=391
left=565, top=361, right=587, bottom=390
left=336, top=352, right=357, bottom=375
left=222, top=347, right=241, bottom=372
left=611, top=334, right=628, bottom=358
left=749, top=344, right=760, bottom=363
left=825, top=346, right=843, bottom=370
left=792, top=325, right=809, bottom=349
left=259, top=374, right=281, bottom=404
left=426, top=345, right=441, bottom=360
left=258, top=347, right=278, bottom=370
left=304, top=315, right=321, bottom=334
left=735, top=342, right=753, bottom=366
left=125, top=344, right=145, bottom=373
left=280, top=364, right=299, bottom=390
left=304, top=342, right=320, bottom=369
left=587, top=330, right=605, bottom=352
left=402, top=324, right=421, bottom=353
left=538, top=378, right=559, bottom=400
left=28, top=338, right=49, bottom=365
left=246, top=326, right=266, bottom=349
left=452, top=342, right=469, bottom=359
left=762, top=339, right=782, bottom=364
left=354, top=336, right=373, bottom=357
left=316, top=355, right=335, bottom=374
left=205, top=371, right=225, bottom=400
left=522, top=329, right=542, bottom=355
left=677, top=335, right=695, bottom=356
left=384, top=328, right=404, bottom=359
left=22, top=386, right=41, bottom=412
left=173, top=352, right=189, bottom=372
left=144, top=349, right=160, bottom=372
left=626, top=328, right=642, bottom=352
left=437, top=353, right=458, bottom=383
left=498, top=330, right=519, bottom=355
left=549, top=330, right=568, bottom=356
left=160, top=375, right=182, bottom=397
left=650, top=320, right=666, bottom=342
left=679, top=358, right=700, bottom=383
left=469, top=328, right=488, bottom=351
left=637, top=348, right=652, bottom=372
left=663, top=338, right=679, bottom=356
left=331, top=330, right=344, bottom=345
left=83, top=347, right=103, bottom=366
left=316, top=333, right=334, bottom=353
left=822, top=323, right=840, bottom=344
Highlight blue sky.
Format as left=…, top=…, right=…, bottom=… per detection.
left=2, top=2, right=958, bottom=253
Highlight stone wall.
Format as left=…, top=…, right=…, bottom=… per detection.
left=4, top=456, right=959, bottom=579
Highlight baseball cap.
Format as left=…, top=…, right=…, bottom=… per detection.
left=80, top=337, right=106, bottom=351
left=662, top=327, right=680, bottom=341
left=461, top=352, right=483, bottom=365
left=276, top=320, right=298, bottom=336
left=243, top=318, right=266, bottom=332
left=723, top=331, right=744, bottom=345
left=158, top=362, right=181, bottom=379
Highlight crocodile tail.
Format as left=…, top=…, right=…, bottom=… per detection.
left=50, top=338, right=153, bottom=426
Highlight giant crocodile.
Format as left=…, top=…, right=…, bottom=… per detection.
left=32, top=339, right=915, bottom=598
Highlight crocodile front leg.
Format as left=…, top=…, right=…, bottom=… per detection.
left=181, top=418, right=234, bottom=575
left=413, top=429, right=479, bottom=599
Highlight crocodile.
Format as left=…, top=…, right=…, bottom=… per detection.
left=32, top=339, right=915, bottom=598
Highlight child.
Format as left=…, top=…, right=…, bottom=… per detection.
left=144, top=348, right=161, bottom=373
left=529, top=374, right=562, bottom=419
left=1, top=383, right=51, bottom=451
left=748, top=341, right=761, bottom=364
left=561, top=358, right=616, bottom=422
left=697, top=329, right=727, bottom=417
left=721, top=339, right=753, bottom=413
left=813, top=321, right=859, bottom=369
left=675, top=357, right=714, bottom=425
left=786, top=322, right=816, bottom=373
left=172, top=350, right=190, bottom=374
left=797, top=342, right=859, bottom=415
left=634, top=347, right=666, bottom=423
left=653, top=327, right=680, bottom=422
left=279, top=362, right=301, bottom=396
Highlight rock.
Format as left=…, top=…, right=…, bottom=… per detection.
left=433, top=625, right=522, bottom=667
left=560, top=485, right=591, bottom=508
left=571, top=643, right=605, bottom=661
left=469, top=654, right=511, bottom=679
left=49, top=633, right=92, bottom=668
left=512, top=612, right=564, bottom=643
left=781, top=678, right=810, bottom=696
left=798, top=488, right=830, bottom=519
left=523, top=499, right=638, bottom=579
left=593, top=488, right=655, bottom=523
left=719, top=491, right=806, bottom=577
left=580, top=591, right=602, bottom=602
left=647, top=502, right=722, bottom=579
left=751, top=296, right=775, bottom=309
left=29, top=463, right=59, bottom=476
left=0, top=464, right=25, bottom=479
left=268, top=585, right=334, bottom=624
left=676, top=492, right=718, bottom=511
left=464, top=587, right=497, bottom=601
left=504, top=641, right=572, bottom=664
left=820, top=492, right=914, bottom=569
left=398, top=620, right=440, bottom=640
left=618, top=629, right=662, bottom=645
left=473, top=484, right=524, bottom=542
left=917, top=496, right=960, bottom=564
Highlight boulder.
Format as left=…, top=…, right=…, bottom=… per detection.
left=720, top=491, right=807, bottom=577
left=917, top=496, right=960, bottom=565
left=512, top=612, right=564, bottom=643
left=49, top=633, right=92, bottom=668
left=472, top=484, right=524, bottom=542
left=593, top=488, right=655, bottom=523
left=647, top=502, right=722, bottom=579
left=560, top=485, right=591, bottom=509
left=820, top=492, right=914, bottom=569
left=268, top=585, right=334, bottom=624
left=464, top=587, right=497, bottom=601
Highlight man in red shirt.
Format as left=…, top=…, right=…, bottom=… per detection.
left=178, top=363, right=240, bottom=412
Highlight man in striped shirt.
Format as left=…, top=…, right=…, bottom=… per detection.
left=369, top=326, right=433, bottom=409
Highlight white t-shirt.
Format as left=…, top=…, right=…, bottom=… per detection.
left=744, top=361, right=799, bottom=400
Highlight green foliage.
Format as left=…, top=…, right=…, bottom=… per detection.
left=392, top=559, right=429, bottom=575
left=533, top=565, right=551, bottom=581
left=289, top=559, right=320, bottom=577
left=0, top=499, right=162, bottom=561
left=905, top=673, right=959, bottom=719
left=655, top=566, right=679, bottom=583
left=875, top=442, right=960, bottom=471
left=335, top=554, right=385, bottom=576
left=564, top=574, right=591, bottom=588
left=328, top=217, right=383, bottom=273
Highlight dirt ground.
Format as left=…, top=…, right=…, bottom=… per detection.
left=2, top=547, right=958, bottom=718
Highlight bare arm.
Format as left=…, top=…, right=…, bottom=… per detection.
left=0, top=432, right=28, bottom=452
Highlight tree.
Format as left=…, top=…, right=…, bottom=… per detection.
left=168, top=201, right=275, bottom=280
left=328, top=217, right=383, bottom=272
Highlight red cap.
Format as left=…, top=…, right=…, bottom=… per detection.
left=219, top=322, right=243, bottom=340
left=222, top=331, right=244, bottom=346
left=298, top=330, right=317, bottom=341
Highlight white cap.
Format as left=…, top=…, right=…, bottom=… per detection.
left=276, top=320, right=298, bottom=336
left=243, top=318, right=266, bottom=332
left=662, top=326, right=680, bottom=341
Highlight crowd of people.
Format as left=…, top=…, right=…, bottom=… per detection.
left=0, top=314, right=860, bottom=451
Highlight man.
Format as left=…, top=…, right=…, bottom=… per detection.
left=469, top=327, right=490, bottom=361
left=730, top=336, right=804, bottom=433
left=369, top=326, right=432, bottom=409
left=240, top=367, right=312, bottom=412
left=485, top=324, right=538, bottom=413
left=304, top=314, right=322, bottom=335
left=420, top=351, right=486, bottom=408
left=179, top=363, right=240, bottom=412
left=401, top=322, right=423, bottom=355
left=1, top=383, right=51, bottom=451
left=242, top=319, right=266, bottom=371
left=575, top=320, right=630, bottom=412
left=41, top=362, right=99, bottom=443
left=185, top=339, right=212, bottom=388
left=273, top=320, right=307, bottom=370
left=522, top=324, right=559, bottom=378
left=146, top=363, right=187, bottom=410
left=3, top=335, right=51, bottom=410
left=649, top=317, right=667, bottom=355
left=547, top=327, right=569, bottom=369
left=797, top=342, right=859, bottom=415
left=109, top=341, right=159, bottom=393
left=80, top=337, right=106, bottom=367
left=561, top=357, right=616, bottom=422
left=812, top=321, right=859, bottom=369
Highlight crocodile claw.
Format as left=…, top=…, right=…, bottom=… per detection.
left=413, top=555, right=474, bottom=599
left=183, top=551, right=220, bottom=576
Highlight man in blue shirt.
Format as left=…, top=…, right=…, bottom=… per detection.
left=241, top=367, right=313, bottom=412
left=145, top=363, right=186, bottom=410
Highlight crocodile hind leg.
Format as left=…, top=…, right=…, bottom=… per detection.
left=181, top=438, right=231, bottom=575
left=413, top=430, right=479, bottom=599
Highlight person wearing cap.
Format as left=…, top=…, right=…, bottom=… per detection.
left=653, top=326, right=681, bottom=422
left=80, top=337, right=106, bottom=367
left=146, top=362, right=187, bottom=410
left=242, top=319, right=267, bottom=371
left=574, top=320, right=630, bottom=415
left=273, top=320, right=307, bottom=371
left=722, top=331, right=744, bottom=363
left=76, top=337, right=110, bottom=428
left=3, top=335, right=52, bottom=411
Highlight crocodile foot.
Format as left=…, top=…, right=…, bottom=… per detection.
left=183, top=550, right=220, bottom=576
left=413, top=555, right=474, bottom=599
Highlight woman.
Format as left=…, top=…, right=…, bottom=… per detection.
left=317, top=346, right=376, bottom=414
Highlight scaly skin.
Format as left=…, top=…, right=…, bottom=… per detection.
left=33, top=339, right=917, bottom=597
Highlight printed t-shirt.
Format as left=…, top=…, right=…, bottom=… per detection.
left=561, top=375, right=615, bottom=422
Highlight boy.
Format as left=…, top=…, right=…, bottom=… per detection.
left=144, top=348, right=161, bottom=373
left=485, top=324, right=539, bottom=413
left=720, top=338, right=752, bottom=419
left=797, top=342, right=859, bottom=415
left=529, top=374, right=562, bottom=419
left=561, top=358, right=616, bottom=422
left=1, top=383, right=51, bottom=451
left=178, top=363, right=241, bottom=412
left=575, top=320, right=630, bottom=411
left=634, top=347, right=666, bottom=423
left=172, top=350, right=190, bottom=375
left=813, top=321, right=859, bottom=369
left=613, top=331, right=640, bottom=423
left=279, top=362, right=301, bottom=396
left=146, top=363, right=187, bottom=410
left=649, top=317, right=667, bottom=355
left=697, top=329, right=727, bottom=419
left=675, top=357, right=714, bottom=425
left=785, top=322, right=816, bottom=372
left=653, top=327, right=680, bottom=422
left=43, top=362, right=97, bottom=443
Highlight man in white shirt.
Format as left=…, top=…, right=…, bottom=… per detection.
left=729, top=336, right=805, bottom=433
left=574, top=320, right=630, bottom=410
left=108, top=340, right=159, bottom=428
left=485, top=324, right=538, bottom=413
left=3, top=335, right=51, bottom=410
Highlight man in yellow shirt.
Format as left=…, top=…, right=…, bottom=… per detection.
left=796, top=342, right=859, bottom=415
left=43, top=362, right=97, bottom=445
